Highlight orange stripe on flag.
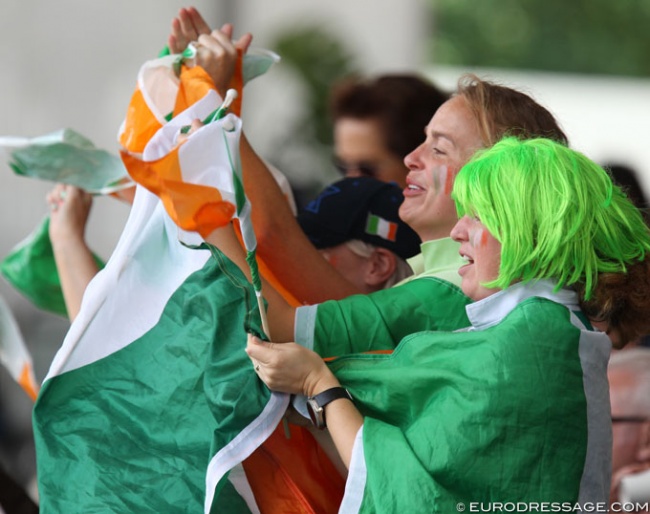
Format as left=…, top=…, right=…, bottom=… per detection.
left=242, top=424, right=345, bottom=514
left=173, top=66, right=219, bottom=117
left=119, top=87, right=164, bottom=155
left=19, top=363, right=39, bottom=402
left=121, top=149, right=236, bottom=238
left=386, top=222, right=398, bottom=242
left=229, top=49, right=245, bottom=117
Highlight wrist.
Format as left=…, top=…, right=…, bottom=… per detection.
left=306, top=386, right=354, bottom=430
left=305, top=370, right=340, bottom=399
left=50, top=231, right=86, bottom=248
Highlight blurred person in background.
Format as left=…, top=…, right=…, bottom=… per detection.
left=329, top=74, right=448, bottom=188
left=295, top=177, right=420, bottom=293
left=608, top=348, right=650, bottom=504
left=599, top=163, right=650, bottom=348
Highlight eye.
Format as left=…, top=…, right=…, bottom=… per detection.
left=432, top=147, right=446, bottom=156
left=357, top=163, right=378, bottom=178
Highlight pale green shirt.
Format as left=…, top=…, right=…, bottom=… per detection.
left=398, top=237, right=465, bottom=287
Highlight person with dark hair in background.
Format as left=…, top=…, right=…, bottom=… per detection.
left=601, top=163, right=650, bottom=348
left=605, top=163, right=648, bottom=213
left=329, top=74, right=449, bottom=187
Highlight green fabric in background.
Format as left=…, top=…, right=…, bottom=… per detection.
left=6, top=129, right=129, bottom=194
left=0, top=217, right=105, bottom=317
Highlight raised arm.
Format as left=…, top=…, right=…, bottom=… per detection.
left=47, top=184, right=99, bottom=321
left=186, top=23, right=364, bottom=303
left=168, top=7, right=212, bottom=54
left=240, top=135, right=363, bottom=303
left=204, top=222, right=296, bottom=342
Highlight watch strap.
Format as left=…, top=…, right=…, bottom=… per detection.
left=310, top=387, right=353, bottom=408
left=308, top=387, right=353, bottom=429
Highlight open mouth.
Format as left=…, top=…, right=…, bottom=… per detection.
left=404, top=177, right=425, bottom=196
left=461, top=253, right=473, bottom=264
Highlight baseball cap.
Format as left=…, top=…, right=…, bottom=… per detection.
left=297, top=177, right=421, bottom=260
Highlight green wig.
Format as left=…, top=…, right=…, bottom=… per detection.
left=453, top=137, right=650, bottom=298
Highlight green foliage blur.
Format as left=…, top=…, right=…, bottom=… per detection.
left=265, top=27, right=360, bottom=204
left=430, top=0, right=650, bottom=77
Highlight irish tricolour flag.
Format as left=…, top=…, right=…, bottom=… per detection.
left=32, top=50, right=343, bottom=511
left=365, top=213, right=398, bottom=242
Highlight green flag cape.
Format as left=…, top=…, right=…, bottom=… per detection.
left=207, top=281, right=612, bottom=513
left=295, top=276, right=472, bottom=356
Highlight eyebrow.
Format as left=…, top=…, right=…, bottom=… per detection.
left=430, top=131, right=456, bottom=146
left=428, top=129, right=457, bottom=148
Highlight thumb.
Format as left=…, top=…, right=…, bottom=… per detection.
left=246, top=333, right=271, bottom=360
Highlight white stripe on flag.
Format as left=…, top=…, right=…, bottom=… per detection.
left=204, top=392, right=290, bottom=513
left=44, top=185, right=209, bottom=380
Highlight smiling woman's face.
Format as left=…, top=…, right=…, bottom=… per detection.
left=450, top=215, right=502, bottom=301
left=398, top=95, right=484, bottom=242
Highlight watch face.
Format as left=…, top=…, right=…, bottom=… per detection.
left=306, top=398, right=324, bottom=429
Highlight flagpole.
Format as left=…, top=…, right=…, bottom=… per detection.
left=212, top=89, right=271, bottom=339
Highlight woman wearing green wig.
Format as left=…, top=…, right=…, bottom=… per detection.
left=247, top=137, right=650, bottom=511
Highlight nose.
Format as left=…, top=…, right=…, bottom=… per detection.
left=450, top=215, right=470, bottom=242
left=345, top=168, right=363, bottom=178
left=404, top=142, right=424, bottom=171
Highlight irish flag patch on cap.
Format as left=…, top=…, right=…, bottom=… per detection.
left=365, top=214, right=398, bottom=242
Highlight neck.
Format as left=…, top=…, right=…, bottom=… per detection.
left=416, top=225, right=455, bottom=243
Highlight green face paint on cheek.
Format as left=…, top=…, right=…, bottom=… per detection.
left=432, top=165, right=451, bottom=197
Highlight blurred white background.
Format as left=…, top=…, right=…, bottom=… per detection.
left=0, top=0, right=648, bottom=497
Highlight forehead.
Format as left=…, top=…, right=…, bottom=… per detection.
left=426, top=96, right=483, bottom=155
left=334, top=118, right=384, bottom=150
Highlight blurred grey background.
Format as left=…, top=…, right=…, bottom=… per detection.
left=1, top=0, right=648, bottom=500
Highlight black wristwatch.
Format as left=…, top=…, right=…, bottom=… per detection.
left=306, top=387, right=354, bottom=430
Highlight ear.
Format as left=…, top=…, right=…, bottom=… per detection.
left=636, top=421, right=650, bottom=462
left=363, top=248, right=397, bottom=290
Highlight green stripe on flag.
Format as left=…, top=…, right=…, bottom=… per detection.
left=33, top=247, right=265, bottom=513
left=365, top=214, right=380, bottom=235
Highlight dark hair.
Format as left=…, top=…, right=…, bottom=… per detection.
left=456, top=74, right=569, bottom=147
left=604, top=163, right=648, bottom=211
left=329, top=74, right=449, bottom=159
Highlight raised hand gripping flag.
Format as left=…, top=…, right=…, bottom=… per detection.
left=118, top=47, right=279, bottom=157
